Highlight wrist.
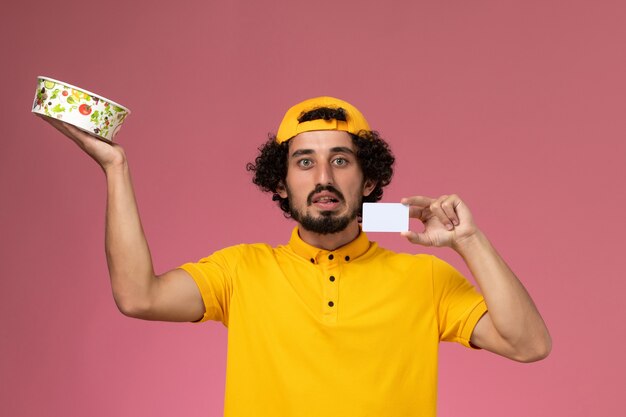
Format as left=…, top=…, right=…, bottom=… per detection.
left=452, top=229, right=489, bottom=256
left=102, top=146, right=128, bottom=173
left=103, top=158, right=129, bottom=177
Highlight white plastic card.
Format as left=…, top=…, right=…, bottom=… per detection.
left=362, top=203, right=409, bottom=232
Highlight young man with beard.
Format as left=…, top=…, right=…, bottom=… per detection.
left=40, top=96, right=551, bottom=417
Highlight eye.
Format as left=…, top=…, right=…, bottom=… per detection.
left=333, top=157, right=348, bottom=166
left=297, top=158, right=313, bottom=168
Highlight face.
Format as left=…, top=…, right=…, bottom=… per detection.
left=278, top=130, right=375, bottom=234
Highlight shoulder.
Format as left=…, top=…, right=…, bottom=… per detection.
left=193, top=242, right=275, bottom=265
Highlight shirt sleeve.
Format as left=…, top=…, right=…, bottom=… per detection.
left=178, top=245, right=241, bottom=326
left=431, top=255, right=487, bottom=348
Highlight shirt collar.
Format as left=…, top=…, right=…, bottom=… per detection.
left=287, top=226, right=371, bottom=264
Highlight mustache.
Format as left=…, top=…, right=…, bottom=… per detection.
left=307, top=185, right=345, bottom=206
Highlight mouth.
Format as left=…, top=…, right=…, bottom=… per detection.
left=312, top=195, right=339, bottom=204
left=310, top=192, right=342, bottom=210
left=306, top=185, right=346, bottom=211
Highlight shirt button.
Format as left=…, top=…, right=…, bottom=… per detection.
left=345, top=256, right=350, bottom=261
left=328, top=254, right=334, bottom=260
left=329, top=275, right=335, bottom=282
left=328, top=301, right=334, bottom=307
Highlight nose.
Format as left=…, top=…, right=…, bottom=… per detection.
left=316, top=160, right=335, bottom=185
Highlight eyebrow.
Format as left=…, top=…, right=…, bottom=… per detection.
left=291, top=149, right=314, bottom=158
left=290, top=147, right=356, bottom=158
left=330, top=146, right=356, bottom=155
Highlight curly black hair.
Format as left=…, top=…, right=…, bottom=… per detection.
left=246, top=108, right=395, bottom=217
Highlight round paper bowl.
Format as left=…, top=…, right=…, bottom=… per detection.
left=32, top=76, right=131, bottom=142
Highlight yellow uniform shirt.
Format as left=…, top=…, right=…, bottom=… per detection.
left=179, top=227, right=487, bottom=417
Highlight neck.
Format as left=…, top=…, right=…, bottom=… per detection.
left=297, top=220, right=361, bottom=251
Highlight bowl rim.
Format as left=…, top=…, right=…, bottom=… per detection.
left=37, top=75, right=131, bottom=114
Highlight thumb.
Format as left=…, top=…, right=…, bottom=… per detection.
left=400, top=231, right=433, bottom=247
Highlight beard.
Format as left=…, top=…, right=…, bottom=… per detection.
left=287, top=184, right=361, bottom=235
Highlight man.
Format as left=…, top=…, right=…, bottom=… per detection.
left=40, top=96, right=551, bottom=417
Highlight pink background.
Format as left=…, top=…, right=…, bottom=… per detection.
left=1, top=0, right=624, bottom=416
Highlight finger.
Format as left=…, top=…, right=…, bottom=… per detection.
left=38, top=115, right=64, bottom=131
left=40, top=116, right=74, bottom=137
left=401, top=196, right=435, bottom=207
left=39, top=114, right=66, bottom=130
left=408, top=206, right=423, bottom=219
left=430, top=195, right=455, bottom=231
left=40, top=116, right=79, bottom=136
left=408, top=206, right=431, bottom=221
left=43, top=118, right=101, bottom=149
left=400, top=231, right=433, bottom=247
left=62, top=122, right=107, bottom=144
left=57, top=120, right=89, bottom=139
left=43, top=118, right=82, bottom=145
left=440, top=195, right=461, bottom=226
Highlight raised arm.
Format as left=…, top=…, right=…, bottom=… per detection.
left=401, top=194, right=551, bottom=363
left=40, top=117, right=205, bottom=322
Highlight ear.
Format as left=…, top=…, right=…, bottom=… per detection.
left=276, top=182, right=288, bottom=199
left=362, top=179, right=376, bottom=197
